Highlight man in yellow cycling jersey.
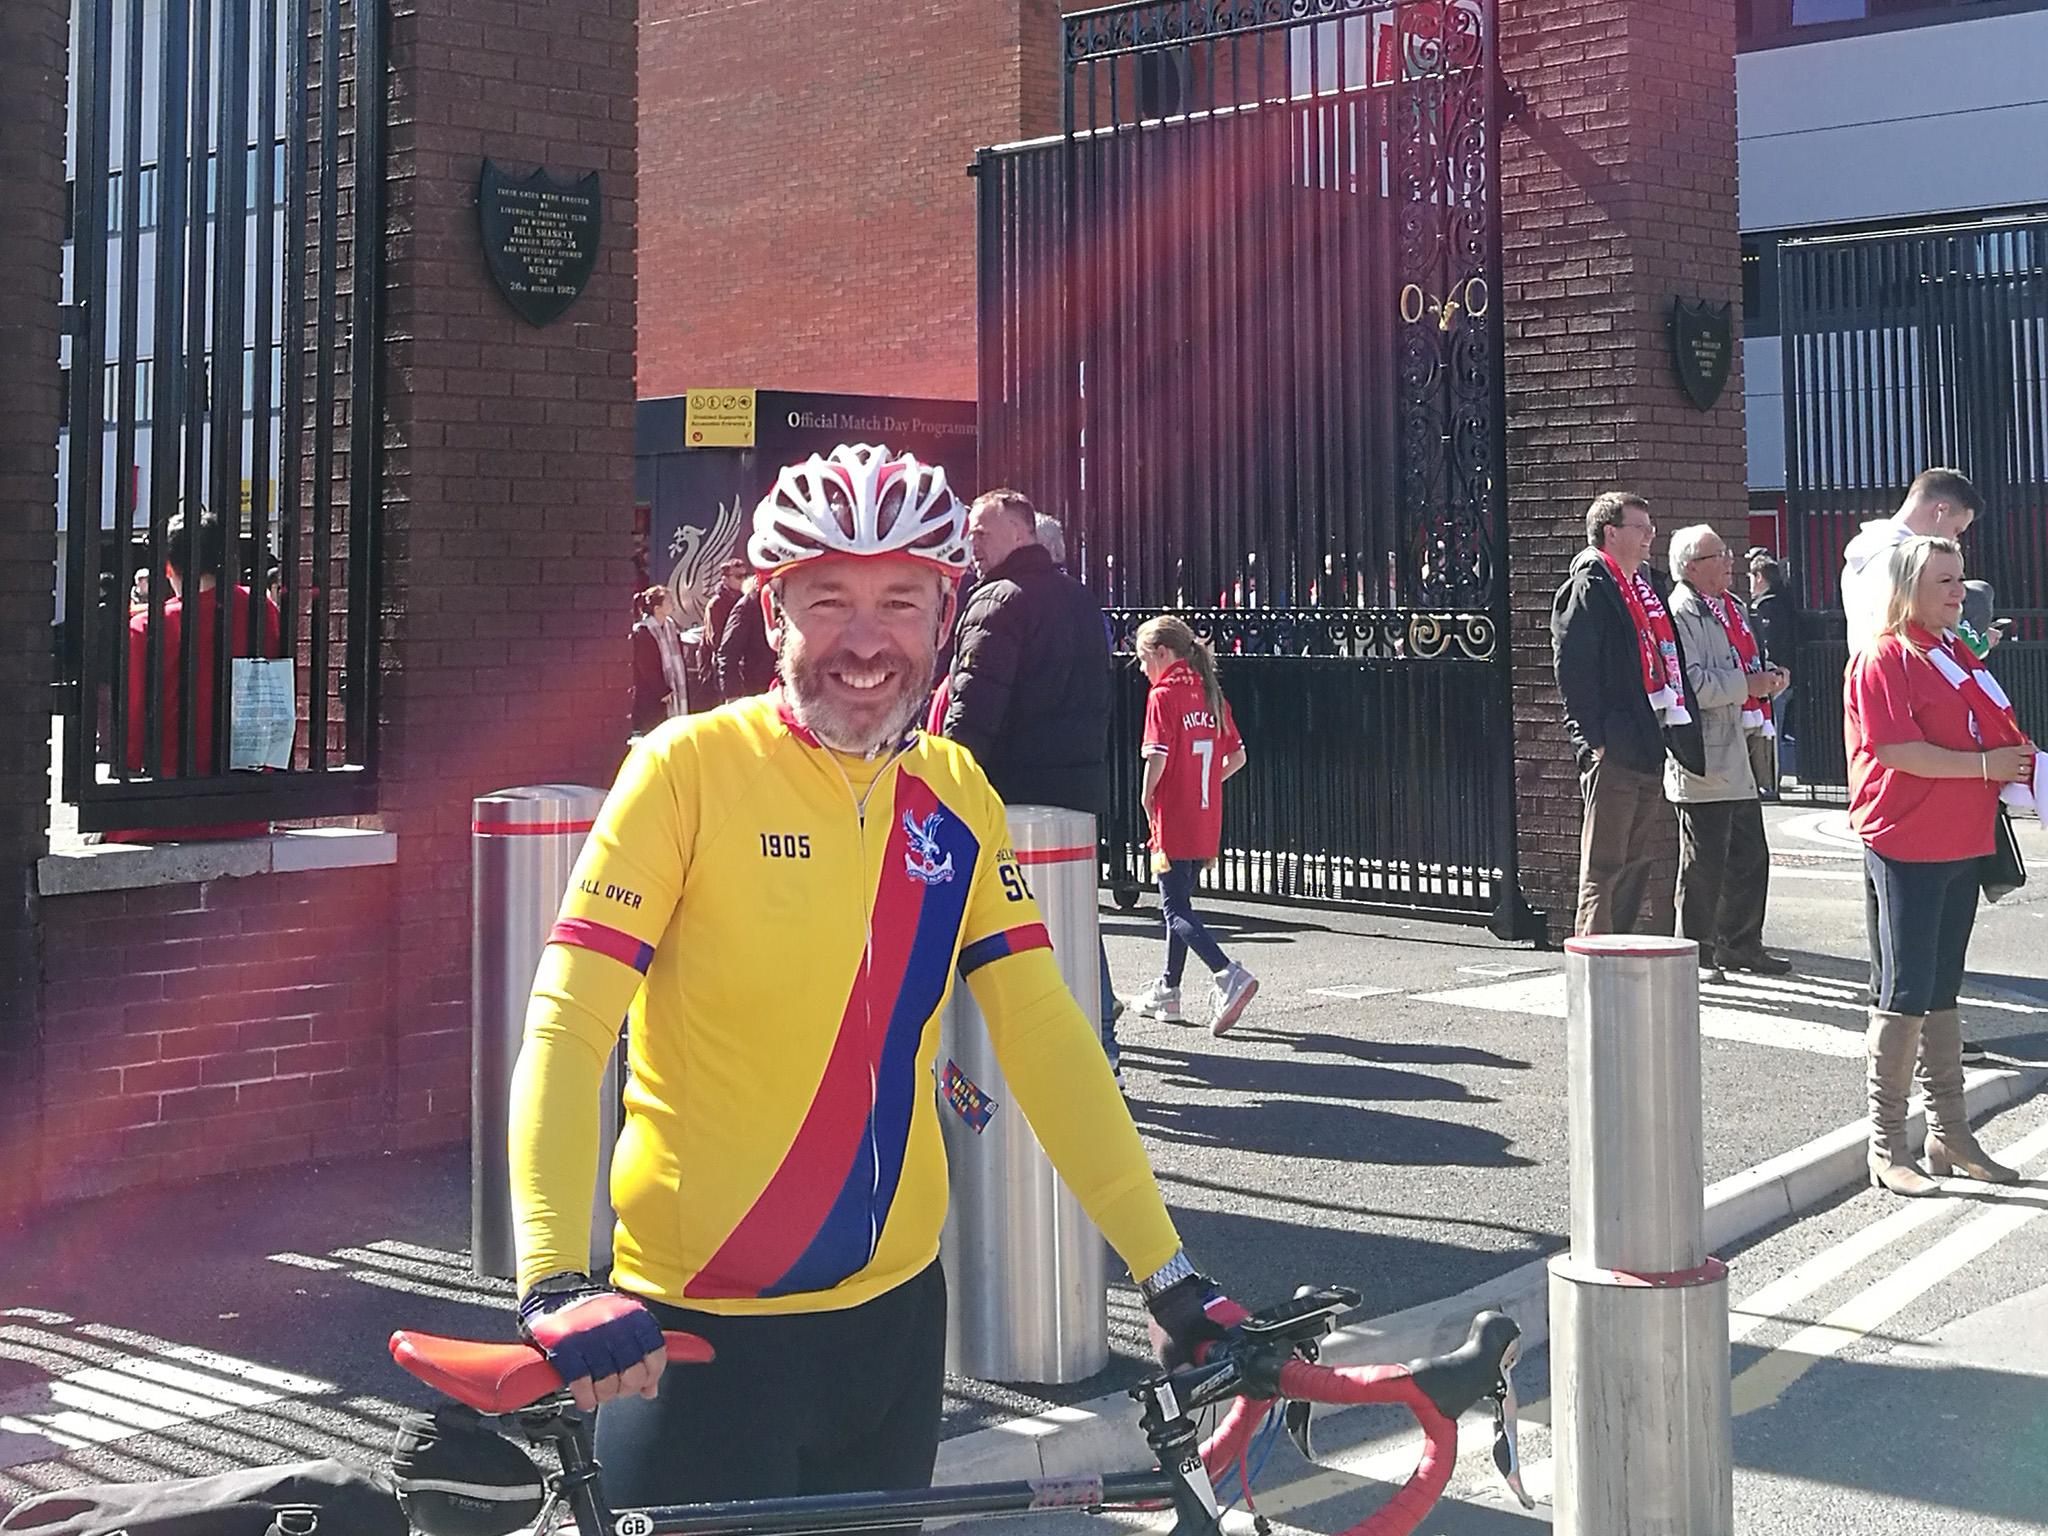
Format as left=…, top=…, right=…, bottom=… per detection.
left=508, top=444, right=1241, bottom=1507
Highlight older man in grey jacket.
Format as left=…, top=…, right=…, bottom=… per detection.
left=1664, top=525, right=1794, bottom=981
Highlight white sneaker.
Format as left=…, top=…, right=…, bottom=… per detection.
left=1127, top=980, right=1184, bottom=1023
left=1210, top=963, right=1259, bottom=1036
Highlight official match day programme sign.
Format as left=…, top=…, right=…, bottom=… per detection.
left=478, top=160, right=601, bottom=325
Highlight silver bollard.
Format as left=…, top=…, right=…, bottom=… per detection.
left=1549, top=935, right=1733, bottom=1534
left=939, top=805, right=1109, bottom=1384
left=471, top=785, right=623, bottom=1280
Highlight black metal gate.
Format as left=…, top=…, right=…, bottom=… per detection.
left=976, top=0, right=1532, bottom=933
left=1780, top=216, right=2048, bottom=788
left=59, top=0, right=383, bottom=830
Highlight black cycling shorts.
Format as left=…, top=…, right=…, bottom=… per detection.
left=594, top=1262, right=947, bottom=1509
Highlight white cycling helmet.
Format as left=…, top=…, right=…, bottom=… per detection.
left=747, top=443, right=970, bottom=580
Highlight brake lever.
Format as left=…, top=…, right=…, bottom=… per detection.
left=1283, top=1399, right=1315, bottom=1461
left=1489, top=1337, right=1535, bottom=1511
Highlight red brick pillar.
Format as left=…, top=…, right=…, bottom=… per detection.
left=378, top=0, right=638, bottom=1140
left=1500, top=0, right=1749, bottom=941
left=0, top=0, right=66, bottom=1215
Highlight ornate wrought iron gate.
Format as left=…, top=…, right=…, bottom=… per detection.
left=975, top=0, right=1532, bottom=933
left=1780, top=216, right=2048, bottom=789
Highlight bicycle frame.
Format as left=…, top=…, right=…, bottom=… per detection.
left=511, top=1368, right=1229, bottom=1536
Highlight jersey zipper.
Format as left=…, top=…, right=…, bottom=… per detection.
left=819, top=737, right=915, bottom=1271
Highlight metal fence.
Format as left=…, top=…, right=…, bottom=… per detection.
left=59, top=0, right=383, bottom=831
left=1779, top=215, right=2048, bottom=786
left=980, top=0, right=1533, bottom=932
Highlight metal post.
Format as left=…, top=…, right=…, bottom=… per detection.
left=1549, top=935, right=1733, bottom=1535
left=471, top=785, right=622, bottom=1280
left=939, top=805, right=1109, bottom=1384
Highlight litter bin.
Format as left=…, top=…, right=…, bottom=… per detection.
left=938, top=805, right=1109, bottom=1384
left=471, top=784, right=623, bottom=1281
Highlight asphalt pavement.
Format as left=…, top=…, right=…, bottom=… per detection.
left=3, top=803, right=2045, bottom=1523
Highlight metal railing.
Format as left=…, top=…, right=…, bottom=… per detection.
left=1778, top=214, right=2048, bottom=787
left=982, top=1, right=1534, bottom=932
left=58, top=0, right=384, bottom=832
left=1101, top=608, right=1509, bottom=920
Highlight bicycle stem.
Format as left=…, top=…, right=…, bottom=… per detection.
left=1133, top=1376, right=1224, bottom=1536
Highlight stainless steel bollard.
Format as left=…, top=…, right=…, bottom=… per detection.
left=471, top=785, right=623, bottom=1280
left=939, top=805, right=1109, bottom=1384
left=1549, top=935, right=1733, bottom=1535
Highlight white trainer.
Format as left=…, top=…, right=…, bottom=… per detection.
left=1210, top=963, right=1259, bottom=1036
left=1126, top=980, right=1185, bottom=1023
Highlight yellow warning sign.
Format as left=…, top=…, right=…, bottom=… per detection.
left=685, top=389, right=756, bottom=448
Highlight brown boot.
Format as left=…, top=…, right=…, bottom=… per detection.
left=1867, top=1009, right=1939, bottom=1197
left=1920, top=1007, right=2020, bottom=1184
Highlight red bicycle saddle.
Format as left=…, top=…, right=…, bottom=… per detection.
left=389, top=1329, right=715, bottom=1414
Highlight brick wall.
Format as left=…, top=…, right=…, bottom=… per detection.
left=375, top=0, right=639, bottom=1146
left=0, top=0, right=66, bottom=1221
left=35, top=869, right=403, bottom=1201
left=1499, top=0, right=1750, bottom=941
left=639, top=0, right=1093, bottom=401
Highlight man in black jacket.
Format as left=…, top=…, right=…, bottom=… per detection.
left=943, top=489, right=1112, bottom=817
left=1552, top=491, right=1706, bottom=937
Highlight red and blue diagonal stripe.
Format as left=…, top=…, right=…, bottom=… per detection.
left=959, top=923, right=1051, bottom=977
left=685, top=772, right=979, bottom=1300
left=548, top=918, right=655, bottom=974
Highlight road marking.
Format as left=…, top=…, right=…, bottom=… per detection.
left=267, top=1251, right=342, bottom=1271
left=1730, top=1118, right=2048, bottom=1345
left=1732, top=1182, right=2047, bottom=1413
left=1414, top=973, right=1865, bottom=1058
left=1306, top=986, right=1401, bottom=1001
left=1458, top=962, right=1552, bottom=979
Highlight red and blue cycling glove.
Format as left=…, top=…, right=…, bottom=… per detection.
left=1145, top=1270, right=1250, bottom=1372
left=517, top=1273, right=665, bottom=1393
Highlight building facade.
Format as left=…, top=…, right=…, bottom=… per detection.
left=1738, top=1, right=2048, bottom=526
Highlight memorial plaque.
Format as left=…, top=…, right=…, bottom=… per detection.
left=1669, top=297, right=1733, bottom=411
left=478, top=160, right=601, bottom=326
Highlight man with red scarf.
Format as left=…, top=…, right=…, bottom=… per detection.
left=1552, top=492, right=1707, bottom=936
left=1663, top=524, right=1793, bottom=979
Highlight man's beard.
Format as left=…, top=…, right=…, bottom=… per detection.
left=779, top=637, right=933, bottom=756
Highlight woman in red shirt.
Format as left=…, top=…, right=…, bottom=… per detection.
left=1846, top=536, right=2033, bottom=1195
left=1124, top=617, right=1259, bottom=1037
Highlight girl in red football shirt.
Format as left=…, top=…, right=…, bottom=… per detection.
left=1846, top=536, right=2033, bottom=1195
left=1126, top=617, right=1258, bottom=1035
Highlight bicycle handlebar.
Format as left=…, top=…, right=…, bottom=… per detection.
left=1192, top=1310, right=1524, bottom=1536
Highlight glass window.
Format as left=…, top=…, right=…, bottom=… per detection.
left=136, top=167, right=158, bottom=229
left=1790, top=0, right=1866, bottom=22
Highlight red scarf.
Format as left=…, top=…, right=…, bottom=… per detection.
left=1599, top=552, right=1691, bottom=726
left=1920, top=629, right=2026, bottom=750
left=1701, top=590, right=1773, bottom=737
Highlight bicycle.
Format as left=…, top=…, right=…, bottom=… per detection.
left=387, top=1286, right=1532, bottom=1536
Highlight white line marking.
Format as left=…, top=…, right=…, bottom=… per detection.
left=1458, top=962, right=1552, bottom=979
left=1730, top=1118, right=2048, bottom=1345
left=267, top=1252, right=343, bottom=1271
left=1415, top=974, right=1865, bottom=1057
left=1307, top=985, right=1401, bottom=1001
left=1732, top=1183, right=2047, bottom=1413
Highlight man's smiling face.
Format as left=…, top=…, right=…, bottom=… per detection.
left=772, top=559, right=951, bottom=754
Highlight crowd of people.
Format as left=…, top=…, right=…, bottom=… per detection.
left=1552, top=467, right=2037, bottom=1199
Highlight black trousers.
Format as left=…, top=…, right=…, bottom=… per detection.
left=595, top=1263, right=947, bottom=1510
left=1863, top=850, right=1980, bottom=1016
left=1676, top=798, right=1770, bottom=960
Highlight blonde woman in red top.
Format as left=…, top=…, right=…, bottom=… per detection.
left=1846, top=536, right=2032, bottom=1195
left=1124, top=617, right=1259, bottom=1036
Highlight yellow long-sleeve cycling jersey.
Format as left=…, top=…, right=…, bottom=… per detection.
left=509, top=691, right=1182, bottom=1314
